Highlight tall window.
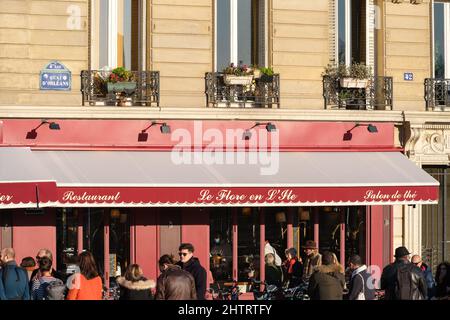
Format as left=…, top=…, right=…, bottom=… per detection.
left=93, top=0, right=142, bottom=70
left=215, top=0, right=265, bottom=71
left=434, top=2, right=450, bottom=78
left=422, top=167, right=450, bottom=273
left=337, top=0, right=368, bottom=66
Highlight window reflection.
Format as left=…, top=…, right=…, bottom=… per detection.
left=56, top=208, right=78, bottom=274
left=434, top=3, right=445, bottom=79
left=209, top=208, right=233, bottom=282
left=238, top=207, right=260, bottom=281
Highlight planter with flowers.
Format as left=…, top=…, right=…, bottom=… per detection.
left=106, top=67, right=137, bottom=93
left=222, top=62, right=254, bottom=85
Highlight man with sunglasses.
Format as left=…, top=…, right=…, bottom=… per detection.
left=176, top=243, right=207, bottom=300
left=29, top=249, right=66, bottom=289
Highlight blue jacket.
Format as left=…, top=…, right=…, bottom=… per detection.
left=0, top=261, right=30, bottom=300
left=421, top=263, right=435, bottom=299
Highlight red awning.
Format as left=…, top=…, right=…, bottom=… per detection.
left=0, top=148, right=439, bottom=208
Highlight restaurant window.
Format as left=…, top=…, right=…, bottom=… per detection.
left=210, top=208, right=233, bottom=282
left=83, top=208, right=105, bottom=277
left=433, top=2, right=450, bottom=79
left=422, top=167, right=450, bottom=273
left=56, top=208, right=79, bottom=274
left=215, top=0, right=266, bottom=71
left=109, top=209, right=130, bottom=279
left=299, top=206, right=366, bottom=265
left=92, top=0, right=143, bottom=70
left=337, top=0, right=368, bottom=65
left=238, top=207, right=260, bottom=281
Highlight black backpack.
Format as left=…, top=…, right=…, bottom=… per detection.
left=394, top=264, right=413, bottom=300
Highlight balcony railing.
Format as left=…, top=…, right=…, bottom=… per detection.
left=323, top=76, right=393, bottom=110
left=425, top=78, right=450, bottom=111
left=205, top=72, right=280, bottom=108
left=80, top=70, right=160, bottom=107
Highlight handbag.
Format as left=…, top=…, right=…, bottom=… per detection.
left=356, top=273, right=365, bottom=300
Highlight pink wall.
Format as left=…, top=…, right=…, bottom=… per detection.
left=134, top=208, right=158, bottom=281
left=368, top=205, right=386, bottom=287
left=181, top=208, right=211, bottom=286
left=12, top=209, right=56, bottom=268
left=0, top=119, right=396, bottom=151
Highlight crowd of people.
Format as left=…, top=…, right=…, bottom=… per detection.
left=0, top=241, right=449, bottom=300
left=0, top=243, right=206, bottom=300
left=262, top=240, right=449, bottom=300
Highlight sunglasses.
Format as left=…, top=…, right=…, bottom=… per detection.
left=178, top=252, right=189, bottom=257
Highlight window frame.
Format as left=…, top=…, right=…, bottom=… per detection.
left=435, top=1, right=450, bottom=79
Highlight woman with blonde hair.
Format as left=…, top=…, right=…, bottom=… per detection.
left=117, top=264, right=155, bottom=300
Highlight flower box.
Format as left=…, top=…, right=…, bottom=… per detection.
left=223, top=75, right=253, bottom=86
left=340, top=78, right=369, bottom=89
left=107, top=81, right=137, bottom=93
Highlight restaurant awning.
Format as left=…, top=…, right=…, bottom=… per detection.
left=0, top=147, right=439, bottom=208
left=0, top=148, right=57, bottom=208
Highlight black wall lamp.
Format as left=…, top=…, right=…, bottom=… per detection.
left=26, top=120, right=60, bottom=139
left=242, top=122, right=277, bottom=140
left=343, top=123, right=378, bottom=141
left=138, top=121, right=171, bottom=142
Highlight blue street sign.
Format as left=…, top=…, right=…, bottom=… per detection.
left=404, top=72, right=413, bottom=81
left=40, top=61, right=71, bottom=91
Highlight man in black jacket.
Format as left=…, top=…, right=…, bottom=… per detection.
left=380, top=246, right=427, bottom=300
left=347, top=255, right=375, bottom=300
left=176, top=243, right=207, bottom=300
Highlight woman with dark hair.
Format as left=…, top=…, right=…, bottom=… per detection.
left=30, top=257, right=63, bottom=300
left=117, top=264, right=155, bottom=300
left=20, top=257, right=36, bottom=281
left=435, top=262, right=450, bottom=299
left=66, top=251, right=103, bottom=300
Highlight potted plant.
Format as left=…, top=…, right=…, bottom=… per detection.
left=222, top=62, right=254, bottom=85
left=340, top=63, right=372, bottom=88
left=259, top=67, right=274, bottom=83
left=106, top=67, right=136, bottom=93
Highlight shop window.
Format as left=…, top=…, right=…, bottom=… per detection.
left=56, top=209, right=79, bottom=274
left=337, top=0, right=369, bottom=65
left=238, top=207, right=260, bottom=282
left=83, top=208, right=105, bottom=277
left=299, top=206, right=366, bottom=265
left=422, top=167, right=450, bottom=273
left=109, top=209, right=130, bottom=279
left=92, top=0, right=143, bottom=70
left=433, top=2, right=450, bottom=79
left=215, top=0, right=266, bottom=71
left=209, top=208, right=233, bottom=282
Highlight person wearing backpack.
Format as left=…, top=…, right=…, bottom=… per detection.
left=0, top=248, right=30, bottom=300
left=31, top=257, right=65, bottom=300
left=380, top=246, right=427, bottom=300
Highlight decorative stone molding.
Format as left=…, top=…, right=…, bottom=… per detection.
left=406, top=123, right=450, bottom=166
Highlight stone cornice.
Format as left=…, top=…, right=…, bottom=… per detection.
left=0, top=105, right=405, bottom=122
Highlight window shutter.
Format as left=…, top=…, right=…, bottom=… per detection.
left=367, top=0, right=375, bottom=70
left=329, top=0, right=337, bottom=64
left=258, top=0, right=267, bottom=66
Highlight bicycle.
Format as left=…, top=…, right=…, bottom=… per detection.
left=208, top=282, right=241, bottom=300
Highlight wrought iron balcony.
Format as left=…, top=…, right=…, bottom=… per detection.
left=80, top=70, right=160, bottom=107
left=425, top=78, right=450, bottom=111
left=205, top=72, right=280, bottom=108
left=323, top=76, right=393, bottom=110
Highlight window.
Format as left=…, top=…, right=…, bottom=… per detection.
left=337, top=0, right=369, bottom=66
left=433, top=2, right=450, bottom=78
left=56, top=209, right=79, bottom=274
left=422, top=167, right=450, bottom=273
left=92, top=0, right=144, bottom=70
left=215, top=0, right=266, bottom=71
